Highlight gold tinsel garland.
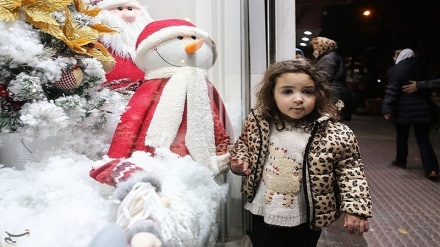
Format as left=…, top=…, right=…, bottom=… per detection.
left=0, top=0, right=116, bottom=62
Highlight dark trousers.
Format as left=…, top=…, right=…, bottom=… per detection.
left=249, top=214, right=322, bottom=247
left=395, top=123, right=439, bottom=172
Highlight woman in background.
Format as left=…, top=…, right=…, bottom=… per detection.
left=311, top=37, right=352, bottom=121
left=382, top=48, right=439, bottom=180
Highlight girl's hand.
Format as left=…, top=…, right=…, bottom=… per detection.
left=229, top=157, right=251, bottom=175
left=343, top=213, right=369, bottom=236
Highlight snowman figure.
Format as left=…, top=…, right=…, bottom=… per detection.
left=90, top=19, right=231, bottom=186
left=88, top=19, right=232, bottom=247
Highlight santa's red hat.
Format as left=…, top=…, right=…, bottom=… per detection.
left=89, top=0, right=142, bottom=9
left=134, top=19, right=217, bottom=71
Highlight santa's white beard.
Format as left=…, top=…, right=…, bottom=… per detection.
left=97, top=9, right=153, bottom=59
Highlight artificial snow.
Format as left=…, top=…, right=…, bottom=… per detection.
left=0, top=146, right=227, bottom=247
left=0, top=15, right=242, bottom=247
left=0, top=83, right=232, bottom=247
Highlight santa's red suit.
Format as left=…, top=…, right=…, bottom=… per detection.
left=90, top=19, right=232, bottom=186
left=88, top=0, right=153, bottom=90
left=101, top=48, right=145, bottom=90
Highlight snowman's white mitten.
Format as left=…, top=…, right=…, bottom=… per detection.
left=216, top=152, right=230, bottom=174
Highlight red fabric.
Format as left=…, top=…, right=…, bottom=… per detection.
left=136, top=19, right=195, bottom=49
left=91, top=78, right=232, bottom=185
left=108, top=78, right=166, bottom=158
left=89, top=159, right=121, bottom=186
left=54, top=69, right=78, bottom=90
left=107, top=78, right=231, bottom=158
left=102, top=50, right=145, bottom=90
left=207, top=81, right=234, bottom=139
left=89, top=159, right=145, bottom=186
left=112, top=161, right=145, bottom=184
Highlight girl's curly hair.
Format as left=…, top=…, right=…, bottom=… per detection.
left=254, top=59, right=341, bottom=131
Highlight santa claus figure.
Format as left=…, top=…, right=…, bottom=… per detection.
left=89, top=19, right=232, bottom=247
left=89, top=0, right=154, bottom=91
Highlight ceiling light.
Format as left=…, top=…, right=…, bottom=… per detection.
left=302, top=37, right=309, bottom=41
left=299, top=43, right=307, bottom=47
left=303, top=31, right=312, bottom=35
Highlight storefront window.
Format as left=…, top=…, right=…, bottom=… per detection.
left=144, top=0, right=245, bottom=241
left=143, top=0, right=295, bottom=242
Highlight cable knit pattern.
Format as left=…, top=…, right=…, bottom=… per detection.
left=244, top=127, right=309, bottom=227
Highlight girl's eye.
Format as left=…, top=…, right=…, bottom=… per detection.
left=177, top=36, right=184, bottom=40
left=282, top=89, right=293, bottom=95
left=304, top=89, right=315, bottom=95
left=191, top=36, right=197, bottom=40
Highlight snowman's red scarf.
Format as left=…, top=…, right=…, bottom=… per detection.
left=109, top=67, right=218, bottom=173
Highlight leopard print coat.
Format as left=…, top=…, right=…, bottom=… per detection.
left=230, top=109, right=372, bottom=229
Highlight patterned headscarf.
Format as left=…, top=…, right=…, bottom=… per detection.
left=311, top=37, right=338, bottom=57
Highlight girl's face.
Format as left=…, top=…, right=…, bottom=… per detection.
left=274, top=72, right=316, bottom=121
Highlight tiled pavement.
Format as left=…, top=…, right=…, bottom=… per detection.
left=221, top=114, right=440, bottom=246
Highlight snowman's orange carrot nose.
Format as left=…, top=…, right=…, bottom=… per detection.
left=185, top=38, right=205, bottom=54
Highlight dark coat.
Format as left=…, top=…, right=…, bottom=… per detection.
left=316, top=51, right=346, bottom=86
left=316, top=51, right=352, bottom=120
left=381, top=57, right=433, bottom=124
left=417, top=78, right=440, bottom=91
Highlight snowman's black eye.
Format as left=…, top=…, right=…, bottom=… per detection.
left=127, top=7, right=133, bottom=11
left=117, top=6, right=123, bottom=11
left=177, top=36, right=184, bottom=40
left=191, top=36, right=196, bottom=40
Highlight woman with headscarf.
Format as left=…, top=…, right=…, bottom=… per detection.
left=311, top=37, right=352, bottom=121
left=382, top=48, right=439, bottom=180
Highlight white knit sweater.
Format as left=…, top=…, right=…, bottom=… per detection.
left=244, top=125, right=310, bottom=227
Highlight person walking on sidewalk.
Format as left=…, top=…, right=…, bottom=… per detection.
left=382, top=48, right=439, bottom=180
left=311, top=37, right=353, bottom=121
left=229, top=60, right=372, bottom=247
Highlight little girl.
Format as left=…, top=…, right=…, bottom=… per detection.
left=229, top=60, right=372, bottom=247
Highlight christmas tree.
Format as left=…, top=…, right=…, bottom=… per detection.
left=0, top=0, right=127, bottom=159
